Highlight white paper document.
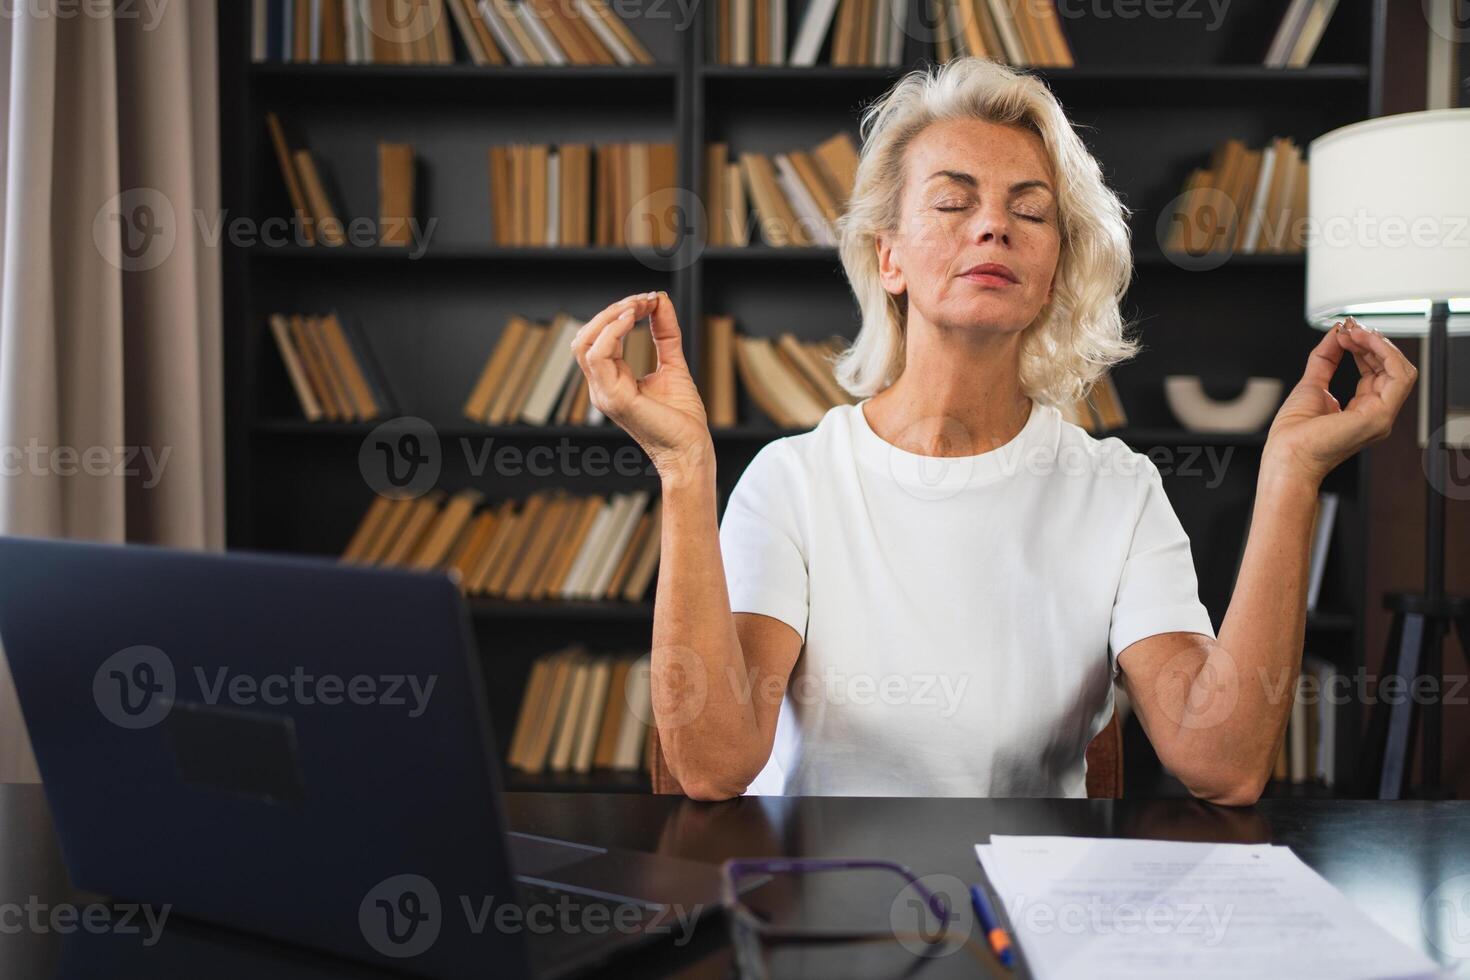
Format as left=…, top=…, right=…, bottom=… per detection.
left=973, top=836, right=1441, bottom=980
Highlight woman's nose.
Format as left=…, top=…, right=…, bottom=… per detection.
left=970, top=205, right=1012, bottom=246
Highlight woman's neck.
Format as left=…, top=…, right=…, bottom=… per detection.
left=863, top=317, right=1032, bottom=458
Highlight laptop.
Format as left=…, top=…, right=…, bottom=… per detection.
left=0, top=536, right=733, bottom=980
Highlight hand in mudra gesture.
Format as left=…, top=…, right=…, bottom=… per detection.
left=1266, top=316, right=1419, bottom=485
left=571, top=291, right=713, bottom=484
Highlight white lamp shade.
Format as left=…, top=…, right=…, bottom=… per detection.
left=1306, top=108, right=1470, bottom=337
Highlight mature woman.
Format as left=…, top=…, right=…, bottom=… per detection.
left=570, top=57, right=1416, bottom=803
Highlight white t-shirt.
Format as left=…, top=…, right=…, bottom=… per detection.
left=718, top=396, right=1216, bottom=798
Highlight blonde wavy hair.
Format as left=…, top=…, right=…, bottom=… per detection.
left=831, top=56, right=1140, bottom=408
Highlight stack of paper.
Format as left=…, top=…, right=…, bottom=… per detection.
left=973, top=836, right=1440, bottom=980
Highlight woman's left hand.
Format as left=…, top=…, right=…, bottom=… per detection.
left=1264, top=316, right=1419, bottom=486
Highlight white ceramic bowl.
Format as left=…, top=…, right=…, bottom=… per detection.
left=1164, top=376, right=1283, bottom=433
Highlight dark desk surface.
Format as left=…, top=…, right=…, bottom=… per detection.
left=4, top=785, right=1469, bottom=978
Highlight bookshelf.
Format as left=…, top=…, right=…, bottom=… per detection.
left=219, top=0, right=1387, bottom=796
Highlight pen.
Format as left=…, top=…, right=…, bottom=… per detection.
left=969, top=883, right=1015, bottom=969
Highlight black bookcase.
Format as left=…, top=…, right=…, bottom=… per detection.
left=218, top=0, right=1387, bottom=795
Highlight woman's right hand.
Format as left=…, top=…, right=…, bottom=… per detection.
left=571, top=291, right=714, bottom=486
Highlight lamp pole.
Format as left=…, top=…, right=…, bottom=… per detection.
left=1422, top=300, right=1449, bottom=792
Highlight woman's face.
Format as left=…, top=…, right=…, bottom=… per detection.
left=877, top=118, right=1061, bottom=337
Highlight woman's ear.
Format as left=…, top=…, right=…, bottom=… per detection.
left=875, top=232, right=905, bottom=295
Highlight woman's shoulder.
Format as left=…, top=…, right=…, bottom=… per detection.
left=1049, top=407, right=1162, bottom=485
left=735, top=403, right=858, bottom=483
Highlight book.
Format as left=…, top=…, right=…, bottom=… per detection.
left=731, top=330, right=848, bottom=428
left=1164, top=136, right=1309, bottom=256
left=264, top=112, right=315, bottom=244
left=548, top=653, right=591, bottom=771
left=612, top=654, right=652, bottom=771
left=340, top=488, right=660, bottom=603
left=269, top=313, right=389, bottom=420
left=463, top=316, right=531, bottom=422
left=378, top=142, right=415, bottom=247
left=1306, top=491, right=1339, bottom=613
left=519, top=314, right=585, bottom=424
left=572, top=656, right=611, bottom=772
left=292, top=149, right=347, bottom=246
left=592, top=657, right=634, bottom=768
left=268, top=314, right=323, bottom=421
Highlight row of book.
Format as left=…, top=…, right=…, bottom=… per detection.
left=251, top=0, right=655, bottom=67
left=705, top=133, right=859, bottom=247
left=932, top=0, right=1073, bottom=67
left=265, top=113, right=346, bottom=246
left=701, top=316, right=1128, bottom=434
left=462, top=313, right=648, bottom=426
left=711, top=0, right=1072, bottom=67
left=508, top=647, right=654, bottom=774
left=270, top=313, right=393, bottom=421
left=1163, top=137, right=1309, bottom=257
left=490, top=142, right=678, bottom=248
left=702, top=317, right=853, bottom=429
left=343, top=488, right=663, bottom=602
left=1275, top=655, right=1338, bottom=786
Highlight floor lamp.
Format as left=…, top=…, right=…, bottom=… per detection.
left=1305, top=108, right=1470, bottom=800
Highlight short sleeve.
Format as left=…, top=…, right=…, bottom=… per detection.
left=1109, top=455, right=1216, bottom=676
left=719, top=440, right=810, bottom=642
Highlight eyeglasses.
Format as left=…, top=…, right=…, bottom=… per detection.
left=720, top=857, right=1009, bottom=980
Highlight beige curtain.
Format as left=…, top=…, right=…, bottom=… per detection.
left=0, top=1, right=222, bottom=782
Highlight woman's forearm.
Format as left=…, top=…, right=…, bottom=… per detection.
left=1195, top=459, right=1322, bottom=792
left=649, top=460, right=764, bottom=798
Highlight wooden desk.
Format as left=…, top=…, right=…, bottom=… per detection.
left=2, top=786, right=1466, bottom=977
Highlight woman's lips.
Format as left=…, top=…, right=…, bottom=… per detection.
left=961, top=272, right=1018, bottom=286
